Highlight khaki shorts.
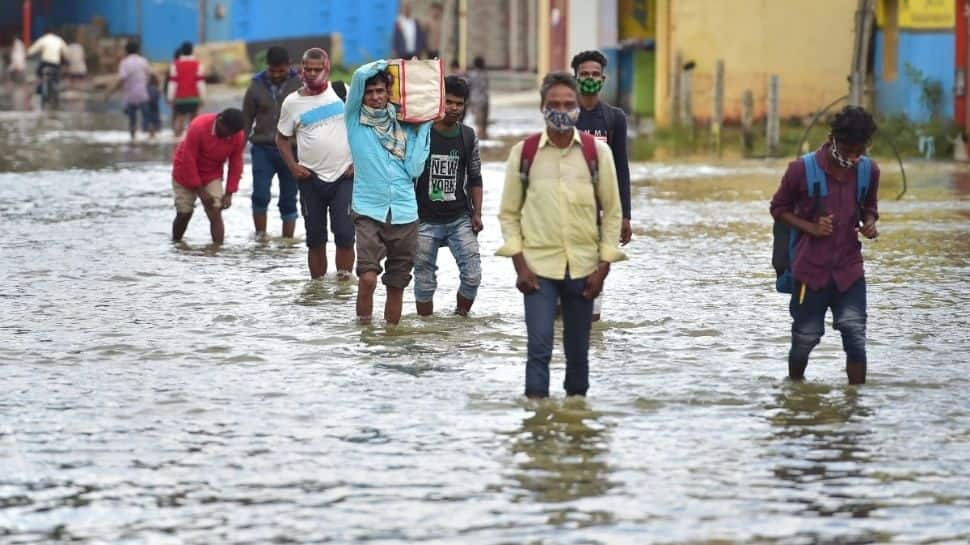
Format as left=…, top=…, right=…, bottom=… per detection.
left=173, top=179, right=223, bottom=214
left=354, top=213, right=418, bottom=289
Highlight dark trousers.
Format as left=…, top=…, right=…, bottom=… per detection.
left=790, top=278, right=868, bottom=365
left=524, top=276, right=594, bottom=397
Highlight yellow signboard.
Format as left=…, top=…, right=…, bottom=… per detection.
left=877, top=0, right=954, bottom=30
left=619, top=0, right=656, bottom=41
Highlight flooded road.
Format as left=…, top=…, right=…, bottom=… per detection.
left=1, top=111, right=969, bottom=544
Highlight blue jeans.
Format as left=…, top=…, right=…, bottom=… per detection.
left=789, top=278, right=868, bottom=365
left=124, top=102, right=150, bottom=132
left=251, top=145, right=299, bottom=222
left=413, top=215, right=481, bottom=302
left=524, top=276, right=594, bottom=397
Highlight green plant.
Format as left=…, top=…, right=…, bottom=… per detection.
left=904, top=63, right=945, bottom=120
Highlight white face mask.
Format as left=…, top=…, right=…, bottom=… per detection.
left=831, top=138, right=863, bottom=168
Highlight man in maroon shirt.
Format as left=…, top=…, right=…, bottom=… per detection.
left=770, top=106, right=879, bottom=385
left=171, top=108, right=246, bottom=244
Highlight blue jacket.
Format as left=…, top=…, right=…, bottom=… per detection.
left=345, top=60, right=431, bottom=224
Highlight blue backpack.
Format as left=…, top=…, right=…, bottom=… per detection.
left=773, top=152, right=872, bottom=294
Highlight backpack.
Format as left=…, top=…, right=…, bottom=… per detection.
left=332, top=80, right=347, bottom=102
left=519, top=131, right=600, bottom=211
left=773, top=152, right=872, bottom=294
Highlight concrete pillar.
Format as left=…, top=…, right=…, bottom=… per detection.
left=537, top=0, right=550, bottom=84
left=654, top=0, right=671, bottom=127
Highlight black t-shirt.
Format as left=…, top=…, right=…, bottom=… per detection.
left=415, top=124, right=483, bottom=223
left=576, top=101, right=632, bottom=220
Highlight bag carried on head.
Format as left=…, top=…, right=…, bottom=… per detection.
left=386, top=58, right=444, bottom=123
left=773, top=152, right=872, bottom=293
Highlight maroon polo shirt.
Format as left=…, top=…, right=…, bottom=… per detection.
left=770, top=143, right=880, bottom=292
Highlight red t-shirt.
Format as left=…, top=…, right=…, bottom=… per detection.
left=171, top=113, right=245, bottom=193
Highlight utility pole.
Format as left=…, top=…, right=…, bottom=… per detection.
left=767, top=75, right=780, bottom=157
left=849, top=0, right=875, bottom=107
left=22, top=0, right=32, bottom=48
left=458, top=0, right=468, bottom=70
left=712, top=59, right=725, bottom=156
left=199, top=0, right=208, bottom=44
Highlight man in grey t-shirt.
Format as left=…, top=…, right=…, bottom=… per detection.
left=106, top=41, right=154, bottom=140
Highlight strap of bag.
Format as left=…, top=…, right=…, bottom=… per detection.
left=518, top=133, right=542, bottom=193
left=332, top=80, right=347, bottom=102
left=801, top=152, right=827, bottom=217
left=519, top=132, right=600, bottom=212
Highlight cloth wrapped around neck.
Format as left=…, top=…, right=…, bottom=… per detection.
left=359, top=103, right=407, bottom=160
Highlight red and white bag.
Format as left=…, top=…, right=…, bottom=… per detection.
left=387, top=58, right=444, bottom=123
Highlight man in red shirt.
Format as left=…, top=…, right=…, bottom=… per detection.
left=168, top=41, right=206, bottom=137
left=171, top=108, right=246, bottom=244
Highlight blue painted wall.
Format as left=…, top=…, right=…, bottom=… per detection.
left=229, top=0, right=399, bottom=65
left=874, top=30, right=955, bottom=122
left=45, top=0, right=400, bottom=64
left=141, top=0, right=197, bottom=60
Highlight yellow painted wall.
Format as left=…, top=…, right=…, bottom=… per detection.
left=657, top=0, right=858, bottom=125
left=619, top=0, right=656, bottom=40
left=876, top=0, right=954, bottom=30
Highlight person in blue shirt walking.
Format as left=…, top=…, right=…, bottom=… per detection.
left=345, top=60, right=432, bottom=325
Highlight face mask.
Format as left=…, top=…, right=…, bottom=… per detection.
left=543, top=107, right=580, bottom=132
left=830, top=138, right=861, bottom=168
left=577, top=77, right=604, bottom=96
left=302, top=70, right=329, bottom=95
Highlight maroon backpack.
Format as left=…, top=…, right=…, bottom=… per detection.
left=518, top=131, right=601, bottom=212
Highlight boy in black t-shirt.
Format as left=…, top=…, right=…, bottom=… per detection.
left=413, top=76, right=484, bottom=316
left=572, top=49, right=633, bottom=321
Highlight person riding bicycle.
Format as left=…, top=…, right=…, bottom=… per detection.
left=27, top=32, right=67, bottom=80
left=27, top=32, right=67, bottom=104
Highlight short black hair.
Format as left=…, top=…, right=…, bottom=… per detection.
left=218, top=108, right=245, bottom=133
left=365, top=70, right=393, bottom=89
left=473, top=56, right=485, bottom=69
left=173, top=48, right=181, bottom=60
left=125, top=40, right=140, bottom=55
left=571, top=50, right=608, bottom=75
left=180, top=41, right=194, bottom=56
left=266, top=46, right=290, bottom=66
left=539, top=71, right=579, bottom=105
left=830, top=106, right=877, bottom=145
left=444, top=75, right=468, bottom=100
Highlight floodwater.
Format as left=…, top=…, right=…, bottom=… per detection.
left=1, top=103, right=969, bottom=545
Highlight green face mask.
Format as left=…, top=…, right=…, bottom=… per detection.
left=577, top=77, right=604, bottom=96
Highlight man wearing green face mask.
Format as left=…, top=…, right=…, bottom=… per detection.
left=571, top=50, right=632, bottom=321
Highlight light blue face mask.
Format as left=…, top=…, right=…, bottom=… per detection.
left=543, top=107, right=580, bottom=132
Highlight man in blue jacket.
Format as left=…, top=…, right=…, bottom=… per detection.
left=345, top=60, right=432, bottom=325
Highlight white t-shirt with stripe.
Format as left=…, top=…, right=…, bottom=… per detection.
left=277, top=86, right=353, bottom=182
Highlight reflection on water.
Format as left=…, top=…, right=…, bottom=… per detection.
left=768, top=384, right=879, bottom=519
left=508, top=400, right=613, bottom=505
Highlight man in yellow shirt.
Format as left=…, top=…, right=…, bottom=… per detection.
left=497, top=72, right=627, bottom=398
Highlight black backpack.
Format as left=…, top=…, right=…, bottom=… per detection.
left=332, top=80, right=347, bottom=102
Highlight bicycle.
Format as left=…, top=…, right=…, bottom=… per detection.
left=38, top=65, right=60, bottom=110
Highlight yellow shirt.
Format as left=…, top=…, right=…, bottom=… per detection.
left=497, top=129, right=627, bottom=279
